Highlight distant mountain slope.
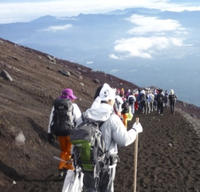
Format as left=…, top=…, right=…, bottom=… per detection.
left=0, top=38, right=200, bottom=192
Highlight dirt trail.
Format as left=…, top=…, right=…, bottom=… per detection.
left=115, top=108, right=200, bottom=192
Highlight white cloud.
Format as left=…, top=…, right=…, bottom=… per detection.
left=170, top=38, right=183, bottom=46
left=56, top=17, right=78, bottom=21
left=109, top=14, right=187, bottom=60
left=127, top=14, right=185, bottom=35
left=0, top=0, right=200, bottom=24
left=164, top=5, right=200, bottom=12
left=86, top=61, right=94, bottom=65
left=109, top=54, right=121, bottom=60
left=113, top=37, right=184, bottom=59
left=41, top=24, right=72, bottom=32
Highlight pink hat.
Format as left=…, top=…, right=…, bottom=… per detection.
left=60, top=88, right=77, bottom=100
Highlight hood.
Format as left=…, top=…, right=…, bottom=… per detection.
left=84, top=102, right=113, bottom=121
left=170, top=89, right=174, bottom=95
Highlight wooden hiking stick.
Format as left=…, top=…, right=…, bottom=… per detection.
left=133, top=135, right=138, bottom=192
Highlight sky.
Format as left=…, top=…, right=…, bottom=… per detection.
left=1, top=0, right=200, bottom=24
left=0, top=0, right=200, bottom=106
left=1, top=0, right=200, bottom=60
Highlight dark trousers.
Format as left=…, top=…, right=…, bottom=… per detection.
left=170, top=101, right=175, bottom=114
left=157, top=102, right=163, bottom=114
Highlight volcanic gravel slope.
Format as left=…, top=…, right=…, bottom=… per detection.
left=0, top=38, right=200, bottom=192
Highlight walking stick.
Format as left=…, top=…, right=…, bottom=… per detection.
left=133, top=117, right=140, bottom=192
left=133, top=135, right=138, bottom=192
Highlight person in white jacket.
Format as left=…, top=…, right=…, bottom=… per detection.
left=47, top=88, right=82, bottom=176
left=83, top=83, right=143, bottom=192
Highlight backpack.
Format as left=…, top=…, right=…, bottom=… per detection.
left=128, top=96, right=135, bottom=105
left=121, top=101, right=129, bottom=114
left=71, top=119, right=106, bottom=170
left=169, top=94, right=176, bottom=102
left=157, top=94, right=164, bottom=103
left=51, top=98, right=74, bottom=136
left=70, top=119, right=108, bottom=187
left=140, top=94, right=146, bottom=102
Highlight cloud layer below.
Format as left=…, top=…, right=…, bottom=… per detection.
left=40, top=24, right=72, bottom=32
left=113, top=36, right=183, bottom=59
left=127, top=14, right=185, bottom=35
left=110, top=14, right=186, bottom=59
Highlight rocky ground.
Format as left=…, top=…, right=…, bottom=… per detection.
left=0, top=38, right=200, bottom=192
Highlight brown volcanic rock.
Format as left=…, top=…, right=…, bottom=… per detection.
left=0, top=38, right=200, bottom=192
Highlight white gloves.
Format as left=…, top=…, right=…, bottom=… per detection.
left=132, top=122, right=143, bottom=134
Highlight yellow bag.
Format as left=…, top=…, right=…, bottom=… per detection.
left=127, top=112, right=133, bottom=121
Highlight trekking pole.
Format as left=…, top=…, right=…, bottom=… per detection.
left=133, top=135, right=138, bottom=192
left=133, top=117, right=140, bottom=192
left=53, top=156, right=72, bottom=164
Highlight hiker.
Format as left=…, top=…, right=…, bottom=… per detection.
left=47, top=88, right=82, bottom=177
left=82, top=83, right=143, bottom=192
left=120, top=88, right=125, bottom=97
left=153, top=89, right=158, bottom=111
left=121, top=99, right=130, bottom=128
left=128, top=92, right=136, bottom=115
left=157, top=89, right=164, bottom=115
left=146, top=91, right=154, bottom=114
left=139, top=90, right=146, bottom=114
left=115, top=91, right=123, bottom=117
left=164, top=90, right=168, bottom=107
left=134, top=89, right=139, bottom=112
left=169, top=89, right=177, bottom=114
left=125, top=89, right=131, bottom=98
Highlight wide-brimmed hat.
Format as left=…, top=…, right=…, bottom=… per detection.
left=60, top=88, right=77, bottom=100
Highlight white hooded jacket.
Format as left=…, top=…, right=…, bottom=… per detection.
left=84, top=102, right=138, bottom=155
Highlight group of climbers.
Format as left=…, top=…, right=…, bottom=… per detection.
left=47, top=84, right=177, bottom=191
left=47, top=84, right=143, bottom=192
left=116, top=87, right=177, bottom=117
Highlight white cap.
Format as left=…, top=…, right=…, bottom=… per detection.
left=99, top=83, right=116, bottom=101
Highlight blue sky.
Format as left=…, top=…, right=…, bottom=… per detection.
left=0, top=0, right=200, bottom=105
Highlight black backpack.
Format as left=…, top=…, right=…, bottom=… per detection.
left=121, top=101, right=129, bottom=114
left=169, top=94, right=176, bottom=102
left=140, top=94, right=146, bottom=102
left=50, top=98, right=74, bottom=136
left=128, top=96, right=135, bottom=105
left=157, top=94, right=164, bottom=103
